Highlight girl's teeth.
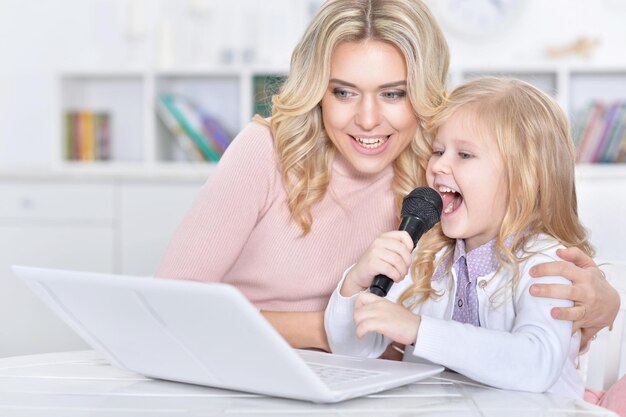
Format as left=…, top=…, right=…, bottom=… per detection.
left=444, top=202, right=454, bottom=214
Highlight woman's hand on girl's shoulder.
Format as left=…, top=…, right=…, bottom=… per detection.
left=529, top=247, right=620, bottom=348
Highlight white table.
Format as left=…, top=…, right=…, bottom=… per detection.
left=0, top=351, right=616, bottom=416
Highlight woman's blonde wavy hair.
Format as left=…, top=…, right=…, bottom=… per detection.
left=399, top=77, right=595, bottom=307
left=254, top=0, right=449, bottom=234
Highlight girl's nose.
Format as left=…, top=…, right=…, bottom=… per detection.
left=355, top=96, right=381, bottom=130
left=429, top=153, right=451, bottom=175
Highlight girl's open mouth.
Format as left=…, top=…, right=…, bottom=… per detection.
left=438, top=186, right=463, bottom=214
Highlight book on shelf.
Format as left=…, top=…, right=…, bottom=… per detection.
left=573, top=101, right=626, bottom=163
left=590, top=103, right=621, bottom=163
left=64, top=111, right=111, bottom=161
left=575, top=102, right=604, bottom=163
left=572, top=103, right=593, bottom=151
left=619, top=137, right=626, bottom=162
left=200, top=112, right=230, bottom=154
left=602, top=105, right=626, bottom=163
left=156, top=94, right=233, bottom=162
left=155, top=97, right=205, bottom=162
left=96, top=111, right=112, bottom=161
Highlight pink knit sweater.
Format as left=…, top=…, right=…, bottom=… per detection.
left=156, top=121, right=397, bottom=311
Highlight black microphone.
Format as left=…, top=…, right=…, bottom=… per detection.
left=369, top=187, right=443, bottom=297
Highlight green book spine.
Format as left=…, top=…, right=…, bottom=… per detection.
left=160, top=94, right=220, bottom=162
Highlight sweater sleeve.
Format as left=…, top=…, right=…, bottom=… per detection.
left=411, top=252, right=578, bottom=393
left=155, top=122, right=278, bottom=282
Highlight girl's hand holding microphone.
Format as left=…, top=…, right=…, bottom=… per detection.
left=340, top=231, right=413, bottom=297
left=339, top=230, right=421, bottom=345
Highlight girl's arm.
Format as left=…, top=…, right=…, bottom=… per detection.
left=324, top=282, right=391, bottom=358
left=529, top=247, right=620, bottom=349
left=155, top=123, right=276, bottom=282
left=324, top=269, right=414, bottom=357
left=324, top=232, right=414, bottom=357
left=410, top=255, right=576, bottom=393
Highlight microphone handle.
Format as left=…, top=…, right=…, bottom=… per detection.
left=368, top=216, right=427, bottom=297
left=369, top=274, right=393, bottom=297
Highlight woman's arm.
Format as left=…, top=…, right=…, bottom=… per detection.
left=529, top=247, right=620, bottom=349
left=262, top=311, right=329, bottom=351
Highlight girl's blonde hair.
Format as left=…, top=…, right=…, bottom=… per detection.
left=255, top=0, right=449, bottom=234
left=400, top=77, right=595, bottom=306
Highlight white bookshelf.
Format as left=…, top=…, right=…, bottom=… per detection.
left=56, top=65, right=626, bottom=175
left=57, top=70, right=147, bottom=167
left=56, top=66, right=289, bottom=173
left=452, top=64, right=626, bottom=113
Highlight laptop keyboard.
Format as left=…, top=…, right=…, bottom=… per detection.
left=308, top=363, right=382, bottom=386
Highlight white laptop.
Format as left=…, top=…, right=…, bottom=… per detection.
left=12, top=265, right=443, bottom=403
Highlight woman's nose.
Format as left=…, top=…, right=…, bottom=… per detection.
left=355, top=96, right=381, bottom=130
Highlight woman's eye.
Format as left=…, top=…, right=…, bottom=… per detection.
left=459, top=152, right=472, bottom=159
left=382, top=91, right=406, bottom=100
left=332, top=88, right=353, bottom=99
left=432, top=150, right=444, bottom=156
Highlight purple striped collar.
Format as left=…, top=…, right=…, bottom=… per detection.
left=432, top=238, right=500, bottom=282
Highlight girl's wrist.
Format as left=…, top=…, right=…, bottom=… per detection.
left=340, top=271, right=366, bottom=297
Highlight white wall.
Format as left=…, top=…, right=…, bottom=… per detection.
left=426, top=0, right=626, bottom=68
left=1, top=0, right=626, bottom=168
left=0, top=0, right=124, bottom=168
left=0, top=0, right=306, bottom=168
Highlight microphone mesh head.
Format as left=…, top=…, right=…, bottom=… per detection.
left=401, top=187, right=443, bottom=229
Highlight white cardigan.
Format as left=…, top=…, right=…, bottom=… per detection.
left=324, top=234, right=584, bottom=399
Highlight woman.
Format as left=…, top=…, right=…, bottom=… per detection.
left=156, top=0, right=618, bottom=355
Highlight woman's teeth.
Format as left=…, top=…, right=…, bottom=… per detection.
left=355, top=136, right=387, bottom=149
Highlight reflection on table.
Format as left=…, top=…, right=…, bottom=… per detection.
left=0, top=351, right=616, bottom=417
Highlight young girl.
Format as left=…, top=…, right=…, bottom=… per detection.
left=324, top=77, right=593, bottom=399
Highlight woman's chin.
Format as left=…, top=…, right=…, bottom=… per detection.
left=348, top=156, right=392, bottom=175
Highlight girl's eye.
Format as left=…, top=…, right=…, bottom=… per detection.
left=432, top=150, right=444, bottom=156
left=382, top=90, right=406, bottom=100
left=332, top=88, right=354, bottom=99
left=459, top=152, right=472, bottom=159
